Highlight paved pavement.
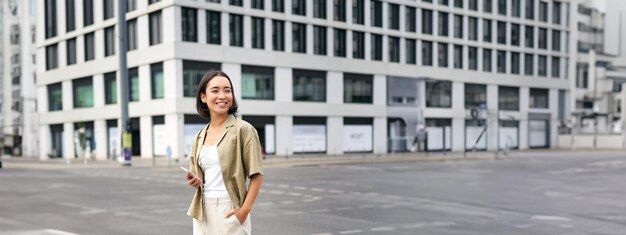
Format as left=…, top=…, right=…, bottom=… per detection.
left=1, top=150, right=626, bottom=235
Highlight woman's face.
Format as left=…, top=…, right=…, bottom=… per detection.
left=201, top=76, right=233, bottom=116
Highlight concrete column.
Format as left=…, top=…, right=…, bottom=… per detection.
left=519, top=87, right=530, bottom=149
left=276, top=115, right=293, bottom=156
left=139, top=65, right=151, bottom=101
left=264, top=17, right=272, bottom=50
left=221, top=12, right=229, bottom=46
left=63, top=122, right=75, bottom=159
left=165, top=114, right=184, bottom=159
left=37, top=86, right=48, bottom=113
left=328, top=71, right=343, bottom=104
left=285, top=20, right=292, bottom=52
left=374, top=75, right=386, bottom=106
left=487, top=84, right=498, bottom=151
left=94, top=29, right=103, bottom=60
left=198, top=10, right=207, bottom=44
left=346, top=28, right=353, bottom=59
left=140, top=116, right=153, bottom=158
left=164, top=6, right=178, bottom=43
left=373, top=117, right=387, bottom=154
left=549, top=89, right=559, bottom=148
left=622, top=88, right=626, bottom=148
left=62, top=81, right=73, bottom=111
left=93, top=74, right=104, bottom=107
left=244, top=15, right=252, bottom=48
left=327, top=116, right=343, bottom=155
left=163, top=59, right=180, bottom=99
left=452, top=82, right=465, bottom=152
left=275, top=67, right=292, bottom=102
left=75, top=0, right=84, bottom=33
left=306, top=24, right=313, bottom=55
left=39, top=124, right=50, bottom=160
left=94, top=120, right=107, bottom=160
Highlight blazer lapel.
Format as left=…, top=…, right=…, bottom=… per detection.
left=216, top=115, right=236, bottom=146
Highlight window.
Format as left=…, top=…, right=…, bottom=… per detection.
left=524, top=53, right=534, bottom=75
left=539, top=1, right=548, bottom=22
left=66, top=38, right=76, bottom=65
left=149, top=11, right=162, bottom=45
left=552, top=30, right=560, bottom=51
left=525, top=0, right=534, bottom=19
left=406, top=39, right=416, bottom=64
left=127, top=0, right=137, bottom=12
left=314, top=26, right=327, bottom=55
left=465, top=83, right=486, bottom=108
left=252, top=0, right=264, bottom=9
left=371, top=0, right=382, bottom=27
left=293, top=0, right=306, bottom=16
left=183, top=60, right=221, bottom=97
left=454, top=45, right=462, bottom=69
left=454, top=15, right=463, bottom=38
left=439, top=0, right=449, bottom=5
left=48, top=83, right=63, bottom=111
left=149, top=0, right=160, bottom=4
left=454, top=0, right=463, bottom=8
left=511, top=23, right=520, bottom=46
left=484, top=0, right=492, bottom=13
left=422, top=10, right=433, bottom=34
left=353, top=0, right=364, bottom=24
left=538, top=28, right=548, bottom=50
left=512, top=0, right=520, bottom=17
left=529, top=88, right=549, bottom=108
left=499, top=86, right=519, bottom=111
left=353, top=31, right=365, bottom=59
left=552, top=57, right=560, bottom=78
left=498, top=0, right=506, bottom=15
left=104, top=72, right=116, bottom=104
left=422, top=41, right=433, bottom=66
left=469, top=17, right=478, bottom=40
left=525, top=26, right=534, bottom=48
left=371, top=34, right=383, bottom=61
left=242, top=65, right=275, bottom=100
left=483, top=49, right=492, bottom=72
left=230, top=0, right=243, bottom=6
left=66, top=0, right=75, bottom=32
left=511, top=52, right=520, bottom=74
left=230, top=14, right=243, bottom=47
left=344, top=73, right=373, bottom=103
left=553, top=2, right=561, bottom=24
left=84, top=32, right=95, bottom=61
left=497, top=50, right=506, bottom=73
left=538, top=55, right=547, bottom=76
left=577, top=64, right=589, bottom=88
left=293, top=69, right=326, bottom=102
left=103, top=0, right=114, bottom=20
left=483, top=19, right=491, bottom=42
left=406, top=7, right=416, bottom=32
left=128, top=68, right=139, bottom=102
left=102, top=26, right=115, bottom=57
left=438, top=43, right=448, bottom=67
left=313, top=0, right=326, bottom=19
left=334, top=0, right=346, bottom=22
left=389, top=3, right=399, bottom=30
left=127, top=19, right=137, bottom=51
left=73, top=77, right=93, bottom=108
left=252, top=17, right=265, bottom=49
left=45, top=0, right=57, bottom=38
left=438, top=12, right=449, bottom=36
left=151, top=63, right=164, bottom=99
left=389, top=36, right=400, bottom=63
left=46, top=44, right=58, bottom=70
left=207, top=11, right=221, bottom=45
left=497, top=21, right=506, bottom=44
left=273, top=20, right=285, bottom=51
left=182, top=7, right=197, bottom=42
left=426, top=81, right=452, bottom=108
left=334, top=28, right=346, bottom=57
left=292, top=23, right=306, bottom=53
left=469, top=0, right=478, bottom=10
left=462, top=47, right=476, bottom=71
left=273, top=0, right=284, bottom=12
left=83, top=0, right=93, bottom=26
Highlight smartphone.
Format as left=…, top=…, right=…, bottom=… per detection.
left=180, top=166, right=195, bottom=176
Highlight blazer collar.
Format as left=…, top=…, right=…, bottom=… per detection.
left=195, top=114, right=236, bottom=159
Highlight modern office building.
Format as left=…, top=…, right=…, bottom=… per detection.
left=1, top=0, right=37, bottom=158
left=37, top=0, right=577, bottom=160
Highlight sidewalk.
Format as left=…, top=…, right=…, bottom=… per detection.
left=0, top=151, right=499, bottom=170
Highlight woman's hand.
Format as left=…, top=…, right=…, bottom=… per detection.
left=185, top=172, right=202, bottom=188
left=225, top=207, right=250, bottom=225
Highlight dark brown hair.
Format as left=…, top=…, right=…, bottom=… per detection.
left=195, top=70, right=238, bottom=118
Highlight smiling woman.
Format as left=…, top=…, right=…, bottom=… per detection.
left=185, top=71, right=264, bottom=235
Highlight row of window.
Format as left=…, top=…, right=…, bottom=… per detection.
left=424, top=81, right=549, bottom=110
left=184, top=9, right=565, bottom=51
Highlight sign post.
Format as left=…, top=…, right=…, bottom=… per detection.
left=121, top=132, right=132, bottom=166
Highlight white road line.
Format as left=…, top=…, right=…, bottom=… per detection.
left=339, top=230, right=363, bottom=234
left=371, top=227, right=395, bottom=231
left=311, top=188, right=325, bottom=192
left=294, top=186, right=308, bottom=190
left=284, top=211, right=304, bottom=215
left=312, top=209, right=330, bottom=213
left=310, top=233, right=333, bottom=235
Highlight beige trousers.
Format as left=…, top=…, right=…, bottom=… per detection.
left=193, top=197, right=251, bottom=235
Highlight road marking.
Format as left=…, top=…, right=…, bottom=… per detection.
left=57, top=202, right=107, bottom=215
left=311, top=188, right=325, bottom=192
left=371, top=227, right=395, bottom=231
left=312, top=209, right=330, bottom=213
left=531, top=215, right=572, bottom=222
left=287, top=192, right=302, bottom=196
left=339, top=230, right=362, bottom=234
left=328, top=190, right=344, bottom=194
left=284, top=211, right=304, bottom=215
left=294, top=186, right=308, bottom=190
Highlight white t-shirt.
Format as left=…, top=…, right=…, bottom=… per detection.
left=198, top=145, right=229, bottom=198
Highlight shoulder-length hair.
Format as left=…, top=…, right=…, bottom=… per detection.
left=195, top=70, right=238, bottom=118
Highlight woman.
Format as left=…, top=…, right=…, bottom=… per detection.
left=185, top=70, right=263, bottom=235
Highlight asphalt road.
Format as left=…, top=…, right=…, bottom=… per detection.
left=1, top=151, right=626, bottom=235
